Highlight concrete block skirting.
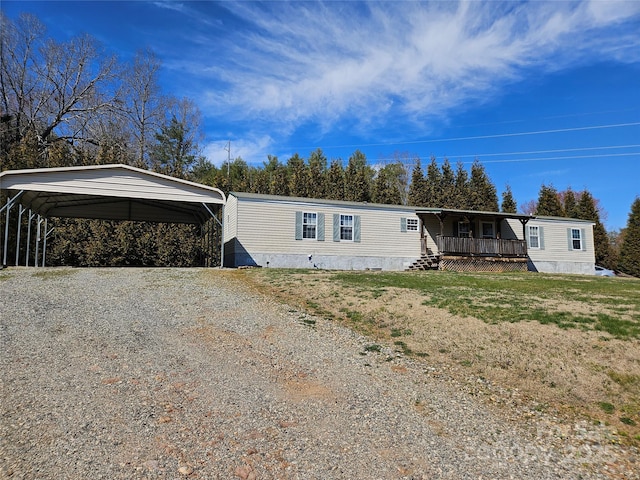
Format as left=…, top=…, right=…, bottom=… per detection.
left=230, top=252, right=416, bottom=271
left=527, top=260, right=595, bottom=275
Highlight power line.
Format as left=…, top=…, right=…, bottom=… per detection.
left=371, top=151, right=639, bottom=166
left=432, top=144, right=640, bottom=160
left=453, top=107, right=640, bottom=129
left=294, top=121, right=640, bottom=150
left=464, top=151, right=640, bottom=165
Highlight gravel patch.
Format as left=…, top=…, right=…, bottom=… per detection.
left=0, top=267, right=637, bottom=479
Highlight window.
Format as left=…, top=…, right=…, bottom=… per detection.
left=571, top=228, right=582, bottom=250
left=406, top=218, right=419, bottom=231
left=340, top=214, right=353, bottom=241
left=334, top=214, right=360, bottom=242
left=458, top=221, right=471, bottom=238
left=528, top=226, right=540, bottom=249
left=481, top=222, right=494, bottom=239
left=303, top=212, right=317, bottom=239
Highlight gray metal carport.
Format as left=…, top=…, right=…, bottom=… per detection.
left=0, top=164, right=226, bottom=267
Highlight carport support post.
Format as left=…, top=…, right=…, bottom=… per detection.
left=35, top=215, right=42, bottom=268
left=202, top=203, right=224, bottom=268
left=2, top=197, right=9, bottom=267
left=26, top=209, right=35, bottom=267
left=220, top=205, right=225, bottom=268
left=42, top=218, right=52, bottom=267
left=2, top=191, right=24, bottom=267
left=15, top=205, right=25, bottom=266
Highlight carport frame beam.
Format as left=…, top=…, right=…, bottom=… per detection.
left=2, top=190, right=24, bottom=267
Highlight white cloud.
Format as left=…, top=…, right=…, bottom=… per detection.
left=525, top=168, right=571, bottom=179
left=152, top=2, right=185, bottom=13
left=179, top=1, right=640, bottom=139
left=203, top=135, right=274, bottom=167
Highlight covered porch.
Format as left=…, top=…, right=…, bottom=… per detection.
left=411, top=208, right=533, bottom=272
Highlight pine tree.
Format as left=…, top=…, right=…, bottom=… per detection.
left=562, top=188, right=578, bottom=218
left=306, top=148, right=327, bottom=199
left=501, top=185, right=517, bottom=213
left=372, top=164, right=403, bottom=205
left=344, top=150, right=372, bottom=202
left=440, top=158, right=455, bottom=208
left=618, top=197, right=640, bottom=277
left=408, top=159, right=426, bottom=206
left=576, top=190, right=614, bottom=268
left=468, top=160, right=498, bottom=211
left=287, top=153, right=307, bottom=197
left=453, top=161, right=470, bottom=209
left=232, top=158, right=251, bottom=192
left=262, top=155, right=289, bottom=196
left=269, top=167, right=289, bottom=196
left=325, top=159, right=345, bottom=200
left=535, top=184, right=564, bottom=216
left=151, top=115, right=197, bottom=179
left=249, top=165, right=268, bottom=194
left=424, top=157, right=443, bottom=207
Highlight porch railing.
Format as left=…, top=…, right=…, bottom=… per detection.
left=436, top=236, right=527, bottom=257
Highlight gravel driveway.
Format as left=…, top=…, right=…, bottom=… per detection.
left=0, top=268, right=636, bottom=479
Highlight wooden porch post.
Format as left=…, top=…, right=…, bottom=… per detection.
left=519, top=218, right=530, bottom=253
left=436, top=213, right=447, bottom=236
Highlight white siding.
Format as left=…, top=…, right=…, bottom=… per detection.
left=422, top=216, right=441, bottom=254
left=505, top=217, right=595, bottom=274
left=226, top=195, right=422, bottom=269
left=234, top=197, right=420, bottom=257
left=223, top=195, right=238, bottom=241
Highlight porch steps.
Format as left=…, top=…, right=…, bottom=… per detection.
left=406, top=254, right=440, bottom=271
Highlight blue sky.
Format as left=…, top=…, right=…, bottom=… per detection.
left=3, top=1, right=639, bottom=230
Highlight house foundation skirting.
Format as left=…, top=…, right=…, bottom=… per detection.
left=439, top=256, right=528, bottom=273
left=227, top=250, right=418, bottom=271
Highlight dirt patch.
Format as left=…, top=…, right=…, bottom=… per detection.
left=281, top=375, right=334, bottom=402
left=188, top=316, right=335, bottom=404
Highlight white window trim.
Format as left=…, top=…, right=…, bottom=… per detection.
left=571, top=228, right=582, bottom=251
left=303, top=212, right=317, bottom=240
left=340, top=214, right=354, bottom=242
left=406, top=218, right=419, bottom=232
left=528, top=225, right=540, bottom=249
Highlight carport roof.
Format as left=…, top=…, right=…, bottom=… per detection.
left=0, top=164, right=225, bottom=224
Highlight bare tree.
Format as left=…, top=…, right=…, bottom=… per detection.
left=1, top=13, right=45, bottom=163
left=1, top=13, right=118, bottom=164
left=121, top=48, right=166, bottom=167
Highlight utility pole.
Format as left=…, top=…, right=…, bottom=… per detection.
left=224, top=141, right=231, bottom=177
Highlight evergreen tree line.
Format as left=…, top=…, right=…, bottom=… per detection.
left=191, top=154, right=512, bottom=213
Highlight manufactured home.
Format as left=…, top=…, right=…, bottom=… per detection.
left=223, top=192, right=596, bottom=275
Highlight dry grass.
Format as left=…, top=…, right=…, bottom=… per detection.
left=242, top=269, right=640, bottom=445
